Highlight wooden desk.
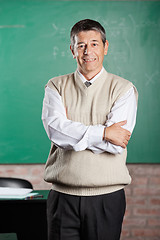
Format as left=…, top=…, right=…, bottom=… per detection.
left=0, top=190, right=49, bottom=240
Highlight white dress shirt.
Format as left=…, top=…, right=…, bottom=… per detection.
left=77, top=67, right=104, bottom=84
left=42, top=70, right=137, bottom=154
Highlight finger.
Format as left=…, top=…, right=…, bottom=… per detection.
left=124, top=129, right=131, bottom=136
left=127, top=131, right=131, bottom=136
left=126, top=135, right=131, bottom=141
left=124, top=140, right=128, bottom=146
left=121, top=143, right=126, bottom=148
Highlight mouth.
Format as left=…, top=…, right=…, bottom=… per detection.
left=83, top=58, right=96, bottom=63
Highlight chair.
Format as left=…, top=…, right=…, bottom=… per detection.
left=0, top=177, right=33, bottom=189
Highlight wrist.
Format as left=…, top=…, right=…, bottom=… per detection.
left=103, top=127, right=107, bottom=141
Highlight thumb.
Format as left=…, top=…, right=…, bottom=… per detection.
left=116, top=120, right=127, bottom=126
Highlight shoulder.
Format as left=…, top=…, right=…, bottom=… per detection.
left=46, top=73, right=74, bottom=93
left=106, top=71, right=135, bottom=101
left=107, top=72, right=133, bottom=88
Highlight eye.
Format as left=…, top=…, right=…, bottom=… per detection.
left=78, top=44, right=85, bottom=49
left=92, top=43, right=98, bottom=47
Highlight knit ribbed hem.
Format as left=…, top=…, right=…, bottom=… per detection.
left=51, top=184, right=126, bottom=196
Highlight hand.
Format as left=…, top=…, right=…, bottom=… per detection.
left=104, top=120, right=131, bottom=148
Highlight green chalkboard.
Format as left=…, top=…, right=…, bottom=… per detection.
left=0, top=1, right=160, bottom=163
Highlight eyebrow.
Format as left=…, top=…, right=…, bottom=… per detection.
left=77, top=42, right=85, bottom=45
left=77, top=40, right=99, bottom=45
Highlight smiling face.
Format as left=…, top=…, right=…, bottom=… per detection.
left=70, top=30, right=109, bottom=80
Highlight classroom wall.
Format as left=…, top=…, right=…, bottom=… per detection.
left=1, top=1, right=160, bottom=239
left=0, top=163, right=160, bottom=240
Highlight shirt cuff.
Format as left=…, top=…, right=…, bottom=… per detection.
left=88, top=125, right=105, bottom=147
left=73, top=125, right=105, bottom=152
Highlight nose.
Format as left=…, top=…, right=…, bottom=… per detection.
left=84, top=44, right=92, bottom=55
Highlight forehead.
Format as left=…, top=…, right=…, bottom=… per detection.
left=74, top=30, right=102, bottom=43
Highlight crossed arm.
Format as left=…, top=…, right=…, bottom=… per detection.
left=42, top=86, right=137, bottom=154
left=103, top=120, right=131, bottom=149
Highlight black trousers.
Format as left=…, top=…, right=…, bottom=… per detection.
left=47, top=189, right=126, bottom=240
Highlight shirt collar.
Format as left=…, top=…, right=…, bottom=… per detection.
left=77, top=67, right=104, bottom=84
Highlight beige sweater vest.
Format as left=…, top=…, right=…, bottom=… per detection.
left=44, top=69, right=138, bottom=196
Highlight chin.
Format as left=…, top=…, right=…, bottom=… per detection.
left=83, top=64, right=97, bottom=71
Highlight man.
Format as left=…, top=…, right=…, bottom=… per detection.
left=42, top=19, right=138, bottom=240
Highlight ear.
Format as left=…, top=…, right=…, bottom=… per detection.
left=104, top=40, right=109, bottom=55
left=70, top=45, right=76, bottom=59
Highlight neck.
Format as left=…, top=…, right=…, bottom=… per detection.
left=78, top=68, right=103, bottom=81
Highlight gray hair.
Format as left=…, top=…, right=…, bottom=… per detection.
left=70, top=19, right=106, bottom=50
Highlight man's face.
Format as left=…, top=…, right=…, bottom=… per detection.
left=70, top=30, right=109, bottom=80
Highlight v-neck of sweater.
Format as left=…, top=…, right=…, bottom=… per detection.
left=74, top=69, right=109, bottom=92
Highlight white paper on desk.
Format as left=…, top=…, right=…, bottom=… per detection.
left=0, top=187, right=33, bottom=196
left=0, top=192, right=38, bottom=199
